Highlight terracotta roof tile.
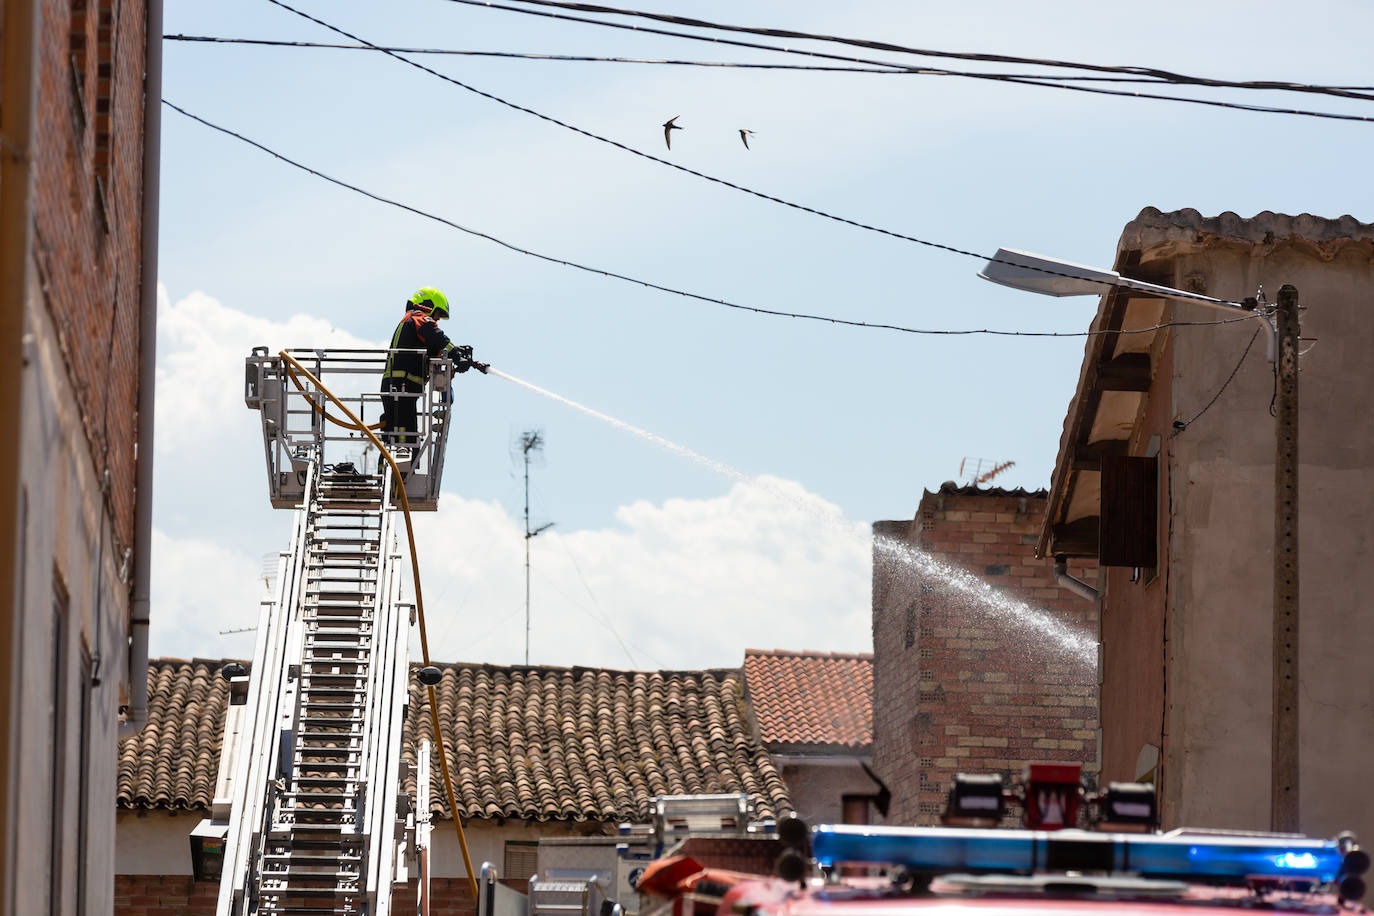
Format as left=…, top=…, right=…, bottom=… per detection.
left=742, top=649, right=872, bottom=752
left=927, top=482, right=1048, bottom=499
left=117, top=658, right=230, bottom=811
left=406, top=664, right=792, bottom=822
left=118, top=658, right=793, bottom=823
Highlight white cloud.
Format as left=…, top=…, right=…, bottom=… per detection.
left=409, top=475, right=871, bottom=670
left=154, top=284, right=379, bottom=456
left=149, top=528, right=265, bottom=661
left=149, top=473, right=872, bottom=670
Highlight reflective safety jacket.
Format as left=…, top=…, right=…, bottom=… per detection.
left=383, top=309, right=460, bottom=386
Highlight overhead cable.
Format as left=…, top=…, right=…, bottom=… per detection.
left=443, top=0, right=1374, bottom=122
left=257, top=1, right=1271, bottom=306
left=164, top=99, right=1251, bottom=340
left=436, top=0, right=1374, bottom=121
left=166, top=34, right=1308, bottom=85
left=1172, top=325, right=1263, bottom=434
left=487, top=0, right=1374, bottom=103
left=164, top=34, right=910, bottom=72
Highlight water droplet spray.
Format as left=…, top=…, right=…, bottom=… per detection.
left=487, top=368, right=1097, bottom=668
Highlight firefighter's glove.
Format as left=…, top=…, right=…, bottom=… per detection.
left=453, top=344, right=475, bottom=373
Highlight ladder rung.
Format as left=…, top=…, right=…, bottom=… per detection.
left=259, top=885, right=360, bottom=897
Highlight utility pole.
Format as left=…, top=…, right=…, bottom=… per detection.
left=518, top=430, right=553, bottom=666
left=1272, top=284, right=1300, bottom=833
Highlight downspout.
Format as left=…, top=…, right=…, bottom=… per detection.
left=1, top=1, right=42, bottom=910
left=1054, top=555, right=1098, bottom=603
left=120, top=0, right=161, bottom=738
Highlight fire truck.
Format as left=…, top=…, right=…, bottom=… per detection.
left=581, top=765, right=1370, bottom=916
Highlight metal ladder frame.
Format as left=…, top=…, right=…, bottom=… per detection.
left=217, top=460, right=415, bottom=915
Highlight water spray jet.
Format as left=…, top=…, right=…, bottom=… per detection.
left=487, top=367, right=1099, bottom=670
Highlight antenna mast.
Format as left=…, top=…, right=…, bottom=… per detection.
left=519, top=430, right=553, bottom=665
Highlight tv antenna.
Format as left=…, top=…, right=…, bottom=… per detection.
left=959, top=457, right=1016, bottom=486
left=518, top=430, right=554, bottom=665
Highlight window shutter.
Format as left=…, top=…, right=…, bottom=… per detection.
left=1099, top=455, right=1158, bottom=568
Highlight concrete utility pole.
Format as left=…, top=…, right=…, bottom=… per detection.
left=1271, top=284, right=1300, bottom=833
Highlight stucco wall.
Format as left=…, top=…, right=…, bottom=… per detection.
left=1099, top=335, right=1172, bottom=787
left=12, top=262, right=130, bottom=916
left=775, top=759, right=877, bottom=825
left=5, top=0, right=151, bottom=913
left=1151, top=231, right=1374, bottom=843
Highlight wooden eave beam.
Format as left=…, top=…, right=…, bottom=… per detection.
left=1037, top=263, right=1139, bottom=558
left=1096, top=353, right=1151, bottom=392
left=1050, top=517, right=1099, bottom=558
left=1071, top=439, right=1130, bottom=472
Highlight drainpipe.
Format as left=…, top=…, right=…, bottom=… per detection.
left=120, top=0, right=161, bottom=738
left=1054, top=555, right=1098, bottom=603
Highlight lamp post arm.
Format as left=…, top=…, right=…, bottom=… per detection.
left=1109, top=275, right=1250, bottom=312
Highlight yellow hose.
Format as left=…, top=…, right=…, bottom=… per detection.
left=277, top=351, right=479, bottom=903
left=282, top=361, right=384, bottom=432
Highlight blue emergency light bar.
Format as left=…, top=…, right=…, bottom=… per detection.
left=811, top=825, right=1347, bottom=885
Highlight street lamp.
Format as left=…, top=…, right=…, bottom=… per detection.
left=978, top=247, right=1301, bottom=834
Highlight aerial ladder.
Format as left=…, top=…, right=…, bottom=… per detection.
left=203, top=347, right=457, bottom=915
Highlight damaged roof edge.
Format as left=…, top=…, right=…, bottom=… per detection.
left=1122, top=207, right=1374, bottom=260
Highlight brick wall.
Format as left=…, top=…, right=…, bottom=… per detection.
left=114, top=875, right=481, bottom=915
left=114, top=876, right=217, bottom=915
left=33, top=0, right=148, bottom=553
left=872, top=487, right=1099, bottom=825
left=398, top=876, right=479, bottom=916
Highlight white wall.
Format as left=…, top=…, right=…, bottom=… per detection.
left=428, top=819, right=615, bottom=878
left=1164, top=240, right=1374, bottom=844
left=9, top=272, right=131, bottom=916
left=776, top=758, right=875, bottom=826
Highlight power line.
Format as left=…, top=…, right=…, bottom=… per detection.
left=164, top=99, right=1252, bottom=339
left=1172, top=325, right=1263, bottom=435
left=487, top=0, right=1374, bottom=103
left=165, top=34, right=1337, bottom=87
left=254, top=2, right=1262, bottom=308
left=162, top=34, right=906, bottom=72
left=441, top=0, right=1374, bottom=121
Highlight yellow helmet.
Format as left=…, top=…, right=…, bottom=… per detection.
left=409, top=286, right=450, bottom=320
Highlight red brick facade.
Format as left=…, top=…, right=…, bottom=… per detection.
left=114, top=876, right=217, bottom=916
left=114, top=875, right=479, bottom=916
left=871, top=487, right=1099, bottom=825
left=33, top=0, right=148, bottom=551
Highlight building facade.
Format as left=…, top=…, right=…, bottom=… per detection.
left=0, top=0, right=160, bottom=913
left=872, top=486, right=1099, bottom=825
left=1040, top=208, right=1374, bottom=843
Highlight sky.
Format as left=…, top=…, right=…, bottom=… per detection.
left=151, top=0, right=1374, bottom=670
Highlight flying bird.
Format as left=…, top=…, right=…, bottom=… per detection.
left=663, top=116, right=682, bottom=149
left=738, top=129, right=756, bottom=149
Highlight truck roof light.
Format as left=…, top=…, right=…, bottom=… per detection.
left=943, top=773, right=1005, bottom=828
left=810, top=824, right=1348, bottom=887
left=1096, top=782, right=1158, bottom=833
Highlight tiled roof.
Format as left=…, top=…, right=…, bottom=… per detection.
left=118, top=659, right=792, bottom=823
left=117, top=658, right=231, bottom=811
left=742, top=650, right=872, bottom=753
left=405, top=664, right=791, bottom=821
left=928, top=482, right=1048, bottom=499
